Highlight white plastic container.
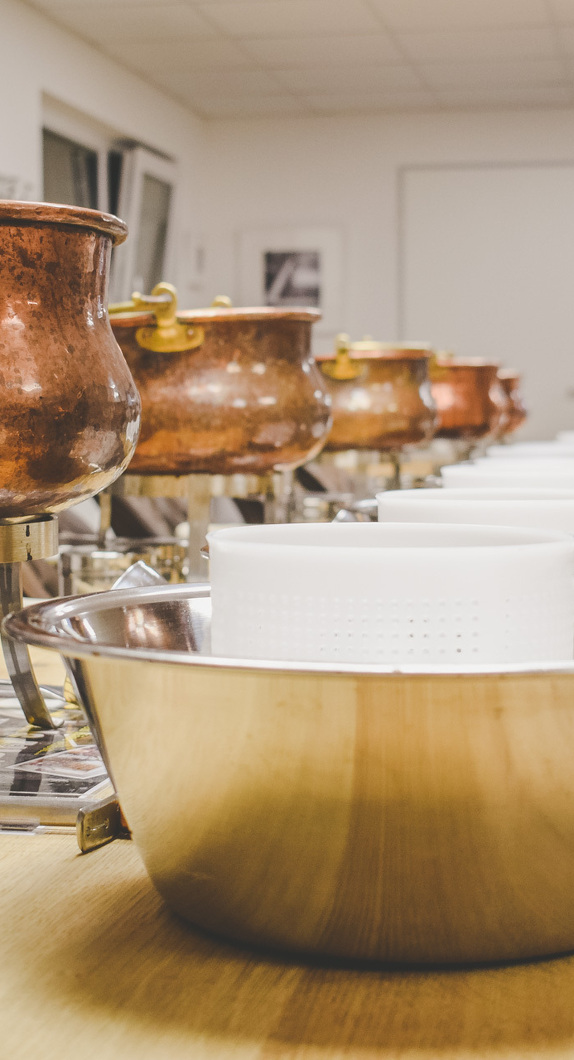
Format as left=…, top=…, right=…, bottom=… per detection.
left=377, top=487, right=574, bottom=533
left=486, top=442, right=574, bottom=459
left=441, top=461, right=574, bottom=489
left=208, top=522, right=574, bottom=666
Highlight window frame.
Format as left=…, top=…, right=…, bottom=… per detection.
left=110, top=146, right=177, bottom=302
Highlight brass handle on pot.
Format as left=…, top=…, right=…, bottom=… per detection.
left=111, top=282, right=204, bottom=354
left=320, top=333, right=364, bottom=381
left=429, top=348, right=455, bottom=379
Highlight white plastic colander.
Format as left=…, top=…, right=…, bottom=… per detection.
left=208, top=522, right=574, bottom=665
left=377, top=487, right=574, bottom=533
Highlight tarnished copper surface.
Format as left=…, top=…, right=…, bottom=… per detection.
left=316, top=344, right=437, bottom=451
left=498, top=369, right=528, bottom=435
left=0, top=200, right=141, bottom=518
left=430, top=358, right=509, bottom=441
left=111, top=306, right=331, bottom=474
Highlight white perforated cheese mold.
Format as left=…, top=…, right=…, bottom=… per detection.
left=207, top=522, right=574, bottom=666
left=377, top=487, right=574, bottom=534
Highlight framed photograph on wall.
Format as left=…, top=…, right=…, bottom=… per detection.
left=238, top=227, right=344, bottom=335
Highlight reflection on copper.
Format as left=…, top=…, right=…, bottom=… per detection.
left=0, top=200, right=140, bottom=518
left=429, top=357, right=509, bottom=441
left=498, top=369, right=528, bottom=435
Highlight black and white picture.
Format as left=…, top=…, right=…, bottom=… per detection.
left=239, top=227, right=343, bottom=334
left=263, top=250, right=321, bottom=308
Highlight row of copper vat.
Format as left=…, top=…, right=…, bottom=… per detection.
left=109, top=292, right=526, bottom=476
left=0, top=200, right=525, bottom=524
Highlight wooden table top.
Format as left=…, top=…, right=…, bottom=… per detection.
left=2, top=649, right=574, bottom=1059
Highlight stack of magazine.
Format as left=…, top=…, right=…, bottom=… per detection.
left=0, top=684, right=114, bottom=831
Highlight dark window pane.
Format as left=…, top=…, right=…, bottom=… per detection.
left=42, top=128, right=98, bottom=209
left=107, top=150, right=123, bottom=217
left=133, top=174, right=172, bottom=293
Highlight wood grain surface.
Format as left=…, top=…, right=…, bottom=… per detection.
left=2, top=831, right=574, bottom=1059
left=2, top=646, right=574, bottom=1058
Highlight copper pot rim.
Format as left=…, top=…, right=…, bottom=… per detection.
left=110, top=312, right=156, bottom=329
left=110, top=305, right=322, bottom=328
left=433, top=358, right=501, bottom=372
left=498, top=368, right=521, bottom=381
left=0, top=200, right=127, bottom=246
left=177, top=306, right=321, bottom=324
left=316, top=347, right=431, bottom=363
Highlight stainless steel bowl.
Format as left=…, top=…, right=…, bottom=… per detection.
left=6, top=584, right=574, bottom=966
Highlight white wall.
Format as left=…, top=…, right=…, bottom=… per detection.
left=402, top=164, right=574, bottom=439
left=0, top=0, right=206, bottom=302
left=203, top=108, right=574, bottom=435
left=3, top=0, right=574, bottom=435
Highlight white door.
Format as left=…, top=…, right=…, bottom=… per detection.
left=400, top=164, right=574, bottom=439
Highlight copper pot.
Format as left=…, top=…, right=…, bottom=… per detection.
left=0, top=201, right=141, bottom=519
left=430, top=357, right=509, bottom=441
left=110, top=288, right=331, bottom=475
left=315, top=336, right=437, bottom=452
left=498, top=369, right=528, bottom=435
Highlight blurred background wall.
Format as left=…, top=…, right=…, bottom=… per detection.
left=2, top=0, right=574, bottom=436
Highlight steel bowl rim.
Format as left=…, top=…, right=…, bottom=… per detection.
left=5, top=583, right=574, bottom=678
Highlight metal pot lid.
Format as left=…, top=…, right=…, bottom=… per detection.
left=177, top=305, right=322, bottom=324
left=109, top=311, right=156, bottom=328
left=317, top=333, right=432, bottom=365
left=109, top=289, right=321, bottom=327
left=432, top=352, right=501, bottom=370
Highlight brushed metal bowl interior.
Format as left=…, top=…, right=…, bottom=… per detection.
left=6, top=583, right=574, bottom=967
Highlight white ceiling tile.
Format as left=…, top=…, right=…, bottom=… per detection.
left=35, top=2, right=218, bottom=42
left=28, top=0, right=180, bottom=8
left=397, top=27, right=558, bottom=63
left=22, top=0, right=574, bottom=118
left=419, top=58, right=566, bottom=88
left=370, top=0, right=549, bottom=30
left=197, top=0, right=383, bottom=38
left=167, top=66, right=284, bottom=95
left=274, top=63, right=422, bottom=94
left=101, top=36, right=253, bottom=70
left=194, top=95, right=310, bottom=117
left=239, top=33, right=405, bottom=66
left=434, top=83, right=574, bottom=107
left=548, top=0, right=574, bottom=23
left=554, top=25, right=574, bottom=53
left=306, top=88, right=436, bottom=113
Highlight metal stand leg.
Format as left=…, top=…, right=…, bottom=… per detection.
left=0, top=517, right=60, bottom=729
left=266, top=470, right=294, bottom=523
left=0, top=561, right=58, bottom=729
left=97, top=489, right=113, bottom=547
left=389, top=451, right=402, bottom=490
left=187, top=475, right=212, bottom=582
